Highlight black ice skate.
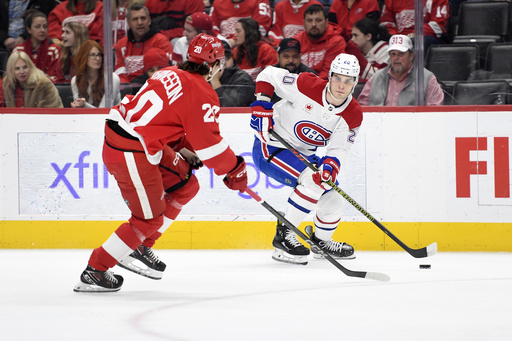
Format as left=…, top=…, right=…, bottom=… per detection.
left=117, top=245, right=166, bottom=280
left=73, top=265, right=124, bottom=293
left=305, top=225, right=356, bottom=260
left=272, top=218, right=310, bottom=265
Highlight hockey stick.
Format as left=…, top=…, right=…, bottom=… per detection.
left=244, top=186, right=390, bottom=282
left=268, top=129, right=437, bottom=258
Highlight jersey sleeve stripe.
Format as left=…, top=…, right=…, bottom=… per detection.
left=194, top=139, right=230, bottom=162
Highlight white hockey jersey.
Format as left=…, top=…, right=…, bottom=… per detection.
left=255, top=66, right=363, bottom=168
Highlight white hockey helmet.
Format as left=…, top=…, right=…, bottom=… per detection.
left=329, top=53, right=360, bottom=84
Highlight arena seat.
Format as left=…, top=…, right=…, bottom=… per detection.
left=54, top=83, right=74, bottom=108
left=452, top=80, right=509, bottom=105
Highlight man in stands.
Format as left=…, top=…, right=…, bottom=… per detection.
left=294, top=4, right=346, bottom=80
left=114, top=3, right=173, bottom=84
left=358, top=34, right=444, bottom=106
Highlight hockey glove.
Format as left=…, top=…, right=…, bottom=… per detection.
left=223, top=155, right=248, bottom=192
left=250, top=100, right=274, bottom=143
left=312, top=156, right=340, bottom=190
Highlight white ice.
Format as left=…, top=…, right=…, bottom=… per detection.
left=1, top=249, right=511, bottom=341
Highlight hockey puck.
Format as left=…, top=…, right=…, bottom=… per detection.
left=419, top=264, right=431, bottom=269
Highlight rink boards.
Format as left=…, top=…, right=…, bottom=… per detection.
left=0, top=106, right=511, bottom=251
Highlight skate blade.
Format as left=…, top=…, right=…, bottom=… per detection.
left=312, top=252, right=356, bottom=260
left=73, top=282, right=121, bottom=293
left=272, top=249, right=308, bottom=265
left=117, top=259, right=163, bottom=280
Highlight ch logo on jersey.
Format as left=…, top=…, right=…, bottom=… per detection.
left=294, top=121, right=332, bottom=147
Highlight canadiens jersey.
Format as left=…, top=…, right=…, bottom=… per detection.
left=107, top=66, right=237, bottom=175
left=256, top=66, right=363, bottom=168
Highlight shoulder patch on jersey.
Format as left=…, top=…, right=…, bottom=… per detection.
left=282, top=75, right=296, bottom=85
left=294, top=121, right=332, bottom=147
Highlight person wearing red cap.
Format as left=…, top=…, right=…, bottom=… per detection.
left=129, top=47, right=171, bottom=94
left=172, top=12, right=215, bottom=65
left=73, top=33, right=248, bottom=293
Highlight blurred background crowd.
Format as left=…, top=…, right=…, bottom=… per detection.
left=1, top=0, right=511, bottom=108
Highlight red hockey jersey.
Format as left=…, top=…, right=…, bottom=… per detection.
left=329, top=0, right=381, bottom=38
left=48, top=1, right=104, bottom=44
left=107, top=66, right=238, bottom=175
left=294, top=23, right=347, bottom=80
left=114, top=31, right=173, bottom=83
left=145, top=0, right=205, bottom=41
left=269, top=0, right=321, bottom=41
left=210, top=0, right=272, bottom=37
left=380, top=0, right=449, bottom=37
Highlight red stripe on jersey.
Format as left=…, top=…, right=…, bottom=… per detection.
left=294, top=187, right=319, bottom=204
left=297, top=73, right=325, bottom=105
left=261, top=142, right=301, bottom=178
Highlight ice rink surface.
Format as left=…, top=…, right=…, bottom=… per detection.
left=1, top=249, right=511, bottom=341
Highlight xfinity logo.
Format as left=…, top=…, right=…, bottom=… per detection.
left=50, top=151, right=109, bottom=199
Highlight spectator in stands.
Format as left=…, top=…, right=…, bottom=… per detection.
left=13, top=10, right=60, bottom=83
left=210, top=0, right=272, bottom=43
left=294, top=4, right=346, bottom=80
left=328, top=0, right=380, bottom=39
left=210, top=41, right=256, bottom=107
left=114, top=3, right=173, bottom=84
left=55, top=21, right=90, bottom=83
left=48, top=0, right=104, bottom=47
left=269, top=0, right=322, bottom=43
left=379, top=0, right=449, bottom=54
left=130, top=47, right=171, bottom=94
left=232, top=18, right=278, bottom=81
left=351, top=18, right=390, bottom=81
left=172, top=12, right=215, bottom=65
left=1, top=1, right=59, bottom=50
left=145, top=0, right=205, bottom=44
left=70, top=40, right=121, bottom=108
left=357, top=34, right=444, bottom=106
left=275, top=38, right=317, bottom=75
left=2, top=51, right=63, bottom=108
left=112, top=0, right=129, bottom=44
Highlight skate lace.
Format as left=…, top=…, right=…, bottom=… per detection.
left=145, top=247, right=160, bottom=263
left=284, top=230, right=303, bottom=248
left=104, top=270, right=118, bottom=284
left=322, top=240, right=346, bottom=252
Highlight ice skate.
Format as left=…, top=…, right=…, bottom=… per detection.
left=305, top=225, right=356, bottom=260
left=117, top=245, right=166, bottom=280
left=272, top=218, right=310, bottom=265
left=73, top=265, right=124, bottom=292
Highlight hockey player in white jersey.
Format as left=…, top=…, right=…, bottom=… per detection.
left=250, top=53, right=363, bottom=265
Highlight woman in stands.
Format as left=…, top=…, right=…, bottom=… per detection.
left=55, top=21, right=89, bottom=83
left=13, top=10, right=61, bottom=82
left=70, top=40, right=121, bottom=108
left=351, top=18, right=391, bottom=81
left=48, top=0, right=104, bottom=46
left=2, top=51, right=63, bottom=108
left=232, top=18, right=277, bottom=81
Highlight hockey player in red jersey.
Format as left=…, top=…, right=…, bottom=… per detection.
left=251, top=53, right=362, bottom=265
left=74, top=33, right=248, bottom=292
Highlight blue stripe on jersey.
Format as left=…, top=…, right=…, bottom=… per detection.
left=287, top=198, right=311, bottom=214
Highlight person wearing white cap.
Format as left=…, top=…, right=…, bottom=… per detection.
left=357, top=34, right=444, bottom=106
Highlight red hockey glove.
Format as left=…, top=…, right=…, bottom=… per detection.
left=250, top=100, right=274, bottom=143
left=312, top=156, right=340, bottom=190
left=223, top=156, right=248, bottom=192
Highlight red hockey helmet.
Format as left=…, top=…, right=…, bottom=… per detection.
left=187, top=33, right=225, bottom=67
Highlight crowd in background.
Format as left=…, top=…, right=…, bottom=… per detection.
left=0, top=0, right=509, bottom=108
